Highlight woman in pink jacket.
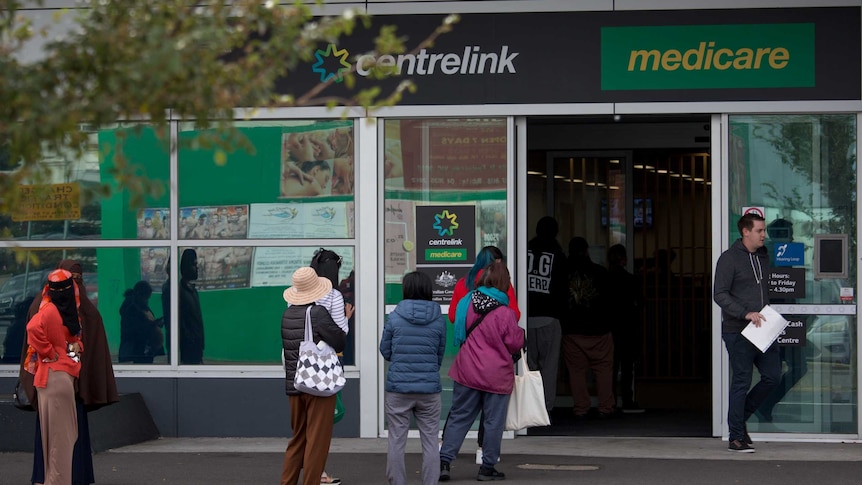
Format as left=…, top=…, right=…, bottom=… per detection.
left=25, top=269, right=83, bottom=485
left=439, top=262, right=525, bottom=482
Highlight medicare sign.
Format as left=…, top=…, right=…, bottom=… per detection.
left=601, top=23, right=815, bottom=90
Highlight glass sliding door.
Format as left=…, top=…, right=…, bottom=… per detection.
left=727, top=114, right=857, bottom=435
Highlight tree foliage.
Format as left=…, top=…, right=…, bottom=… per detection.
left=0, top=0, right=457, bottom=212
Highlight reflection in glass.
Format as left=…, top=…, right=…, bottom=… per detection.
left=729, top=114, right=857, bottom=434
left=0, top=124, right=170, bottom=241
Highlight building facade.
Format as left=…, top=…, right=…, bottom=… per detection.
left=1, top=0, right=860, bottom=443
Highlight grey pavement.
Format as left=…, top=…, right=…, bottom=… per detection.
left=3, top=436, right=862, bottom=484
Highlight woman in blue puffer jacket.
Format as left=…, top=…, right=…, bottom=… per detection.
left=380, top=271, right=448, bottom=485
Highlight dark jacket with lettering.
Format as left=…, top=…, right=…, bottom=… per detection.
left=714, top=239, right=770, bottom=333
left=281, top=303, right=345, bottom=395
left=526, top=236, right=568, bottom=321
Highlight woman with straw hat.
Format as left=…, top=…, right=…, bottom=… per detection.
left=280, top=267, right=347, bottom=485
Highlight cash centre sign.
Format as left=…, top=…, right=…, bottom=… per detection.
left=601, top=23, right=815, bottom=90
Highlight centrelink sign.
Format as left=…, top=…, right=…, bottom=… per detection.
left=283, top=7, right=859, bottom=105
left=311, top=44, right=519, bottom=83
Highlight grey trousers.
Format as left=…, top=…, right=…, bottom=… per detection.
left=385, top=392, right=442, bottom=485
left=527, top=317, right=561, bottom=413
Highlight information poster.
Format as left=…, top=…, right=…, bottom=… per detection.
left=251, top=247, right=354, bottom=288
left=248, top=202, right=348, bottom=239
left=415, top=204, right=476, bottom=303
left=384, top=199, right=417, bottom=283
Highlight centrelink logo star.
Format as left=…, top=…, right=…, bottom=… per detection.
left=433, top=210, right=459, bottom=237
left=311, top=44, right=351, bottom=83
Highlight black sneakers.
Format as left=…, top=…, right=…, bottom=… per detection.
left=728, top=439, right=755, bottom=453
left=439, top=461, right=450, bottom=482
left=477, top=466, right=506, bottom=481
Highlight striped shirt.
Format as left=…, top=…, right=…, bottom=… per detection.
left=316, top=288, right=349, bottom=334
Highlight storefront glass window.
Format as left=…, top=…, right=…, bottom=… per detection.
left=177, top=120, right=355, bottom=241
left=0, top=124, right=170, bottom=241
left=382, top=118, right=509, bottom=430
left=728, top=114, right=857, bottom=434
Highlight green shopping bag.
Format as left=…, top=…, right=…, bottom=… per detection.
left=334, top=392, right=345, bottom=423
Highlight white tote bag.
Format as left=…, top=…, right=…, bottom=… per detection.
left=505, top=350, right=551, bottom=430
left=294, top=306, right=346, bottom=397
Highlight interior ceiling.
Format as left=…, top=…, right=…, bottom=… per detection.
left=527, top=114, right=710, bottom=125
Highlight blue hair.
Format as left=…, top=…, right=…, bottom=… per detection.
left=466, top=246, right=504, bottom=291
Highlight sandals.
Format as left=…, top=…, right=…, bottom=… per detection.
left=321, top=471, right=342, bottom=484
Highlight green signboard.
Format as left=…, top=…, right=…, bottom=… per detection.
left=601, top=23, right=815, bottom=90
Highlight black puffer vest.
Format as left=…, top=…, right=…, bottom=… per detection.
left=281, top=303, right=346, bottom=395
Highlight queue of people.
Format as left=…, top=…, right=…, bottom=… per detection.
left=11, top=213, right=780, bottom=484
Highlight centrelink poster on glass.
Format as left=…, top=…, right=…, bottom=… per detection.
left=415, top=205, right=476, bottom=303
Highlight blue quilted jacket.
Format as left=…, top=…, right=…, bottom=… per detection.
left=379, top=299, right=447, bottom=394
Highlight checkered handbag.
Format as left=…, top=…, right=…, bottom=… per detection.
left=294, top=306, right=346, bottom=397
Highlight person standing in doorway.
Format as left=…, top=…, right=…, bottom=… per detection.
left=607, top=244, right=645, bottom=413
left=525, top=216, right=566, bottom=417
left=380, top=271, right=447, bottom=485
left=563, top=237, right=615, bottom=419
left=714, top=213, right=781, bottom=453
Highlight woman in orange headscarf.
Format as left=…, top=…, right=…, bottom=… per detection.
left=25, top=269, right=83, bottom=485
left=20, top=260, right=118, bottom=485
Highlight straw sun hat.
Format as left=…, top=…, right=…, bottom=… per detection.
left=283, top=267, right=332, bottom=305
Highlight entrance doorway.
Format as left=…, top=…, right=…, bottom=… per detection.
left=524, top=115, right=713, bottom=437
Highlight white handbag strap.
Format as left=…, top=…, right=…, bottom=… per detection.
left=516, top=349, right=527, bottom=375
left=304, top=306, right=313, bottom=341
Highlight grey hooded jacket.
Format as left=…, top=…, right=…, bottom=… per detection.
left=713, top=239, right=770, bottom=333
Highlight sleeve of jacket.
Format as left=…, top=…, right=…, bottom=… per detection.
left=501, top=309, right=526, bottom=354
left=448, top=278, right=468, bottom=323
left=312, top=305, right=346, bottom=353
left=506, top=283, right=521, bottom=321
left=437, top=315, right=447, bottom=367
left=713, top=253, right=747, bottom=320
left=379, top=315, right=393, bottom=361
left=26, top=312, right=52, bottom=359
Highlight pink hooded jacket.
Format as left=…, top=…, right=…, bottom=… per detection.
left=449, top=304, right=524, bottom=395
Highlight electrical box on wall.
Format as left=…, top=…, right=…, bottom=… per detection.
left=813, top=234, right=848, bottom=279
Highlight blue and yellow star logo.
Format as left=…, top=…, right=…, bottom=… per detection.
left=433, top=210, right=459, bottom=237
left=311, top=44, right=351, bottom=83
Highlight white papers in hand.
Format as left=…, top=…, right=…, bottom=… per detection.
left=741, top=305, right=789, bottom=353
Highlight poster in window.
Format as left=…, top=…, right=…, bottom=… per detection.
left=251, top=247, right=354, bottom=287
left=140, top=247, right=169, bottom=288
left=384, top=199, right=417, bottom=283
left=248, top=202, right=348, bottom=239
left=280, top=125, right=354, bottom=198
left=179, top=205, right=248, bottom=239
left=397, top=119, right=506, bottom=192
left=191, top=246, right=254, bottom=291
left=137, top=208, right=170, bottom=239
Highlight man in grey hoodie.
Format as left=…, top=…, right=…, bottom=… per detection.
left=714, top=213, right=780, bottom=453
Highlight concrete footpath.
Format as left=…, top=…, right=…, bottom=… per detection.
left=2, top=436, right=861, bottom=484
